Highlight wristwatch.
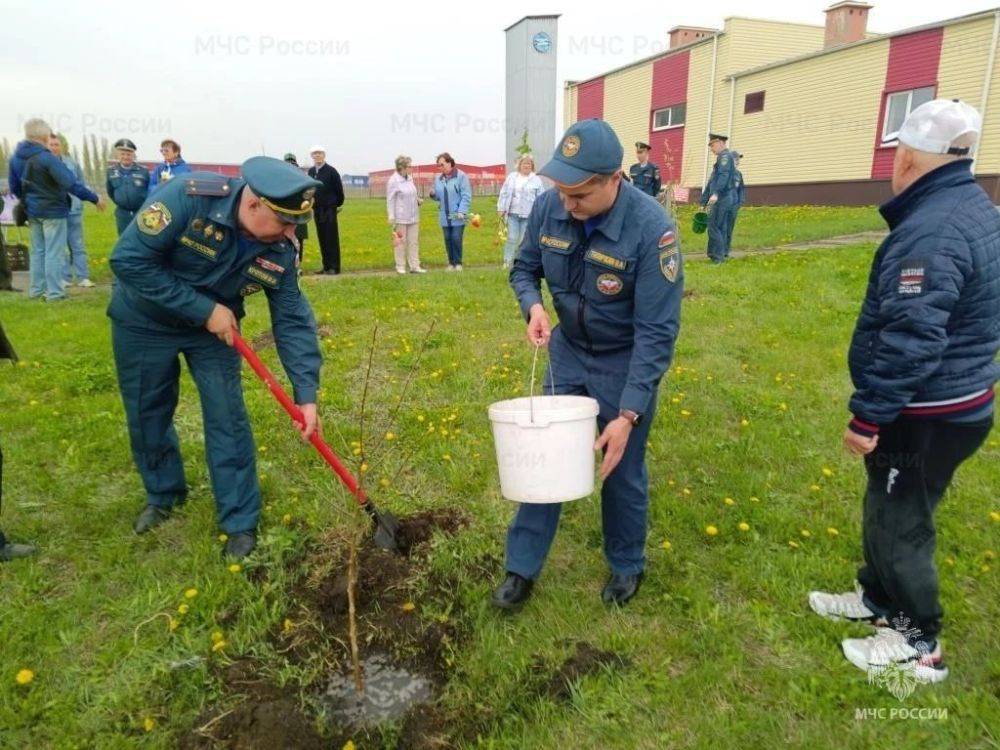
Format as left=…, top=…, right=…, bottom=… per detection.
left=619, top=408, right=642, bottom=426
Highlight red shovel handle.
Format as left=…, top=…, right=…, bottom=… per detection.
left=232, top=330, right=369, bottom=505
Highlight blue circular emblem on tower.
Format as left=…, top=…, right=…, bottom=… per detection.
left=532, top=32, right=552, bottom=53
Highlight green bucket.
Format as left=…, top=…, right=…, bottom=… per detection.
left=692, top=211, right=709, bottom=234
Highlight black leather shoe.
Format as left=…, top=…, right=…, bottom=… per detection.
left=0, top=541, right=37, bottom=561
left=491, top=572, right=534, bottom=611
left=133, top=505, right=171, bottom=535
left=601, top=572, right=645, bottom=606
left=225, top=531, right=257, bottom=559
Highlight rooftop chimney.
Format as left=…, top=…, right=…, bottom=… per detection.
left=668, top=26, right=717, bottom=49
left=824, top=1, right=872, bottom=49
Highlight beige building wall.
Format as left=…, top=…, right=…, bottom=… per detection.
left=681, top=38, right=723, bottom=188
left=602, top=64, right=654, bottom=172
left=563, top=85, right=578, bottom=131
left=938, top=15, right=1000, bottom=172
left=729, top=38, right=890, bottom=184
left=725, top=18, right=825, bottom=74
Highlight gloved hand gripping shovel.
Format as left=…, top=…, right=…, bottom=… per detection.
left=232, top=330, right=401, bottom=552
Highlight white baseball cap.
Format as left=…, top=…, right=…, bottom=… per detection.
left=887, top=98, right=982, bottom=156
left=309, top=144, right=326, bottom=154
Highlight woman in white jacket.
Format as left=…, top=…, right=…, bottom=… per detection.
left=386, top=155, right=426, bottom=274
left=497, top=154, right=544, bottom=269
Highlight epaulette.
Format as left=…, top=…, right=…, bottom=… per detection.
left=184, top=174, right=233, bottom=197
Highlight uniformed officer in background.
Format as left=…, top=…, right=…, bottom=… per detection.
left=701, top=133, right=738, bottom=263
left=494, top=119, right=684, bottom=610
left=727, top=152, right=746, bottom=249
left=628, top=141, right=661, bottom=198
left=0, top=322, right=37, bottom=562
left=106, top=139, right=151, bottom=235
left=108, top=156, right=323, bottom=559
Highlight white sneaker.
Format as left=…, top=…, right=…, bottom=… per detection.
left=455, top=264, right=463, bottom=271
left=396, top=267, right=406, bottom=275
left=77, top=278, right=95, bottom=288
left=808, top=583, right=885, bottom=624
left=842, top=628, right=948, bottom=683
left=502, top=262, right=510, bottom=270
left=410, top=267, right=428, bottom=274
left=445, top=265, right=455, bottom=272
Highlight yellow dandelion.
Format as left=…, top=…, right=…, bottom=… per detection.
left=218, top=533, right=228, bottom=543
left=15, top=669, right=34, bottom=686
left=343, top=741, right=357, bottom=750
left=826, top=527, right=839, bottom=537
left=442, top=454, right=452, bottom=462
left=738, top=522, right=750, bottom=532
left=283, top=618, right=294, bottom=632
left=705, top=525, right=719, bottom=537
left=379, top=478, right=390, bottom=488
left=680, top=409, right=692, bottom=417
left=143, top=717, right=156, bottom=732
left=259, top=445, right=268, bottom=453
left=800, top=529, right=812, bottom=538
left=29, top=400, right=38, bottom=406
left=228, top=563, right=242, bottom=574
left=985, top=550, right=996, bottom=561
left=360, top=462, right=369, bottom=473
left=386, top=431, right=396, bottom=441
left=682, top=488, right=692, bottom=496
left=944, top=556, right=956, bottom=567
left=211, top=631, right=224, bottom=644
left=779, top=403, right=788, bottom=412
left=740, top=419, right=749, bottom=427
left=417, top=414, right=425, bottom=422
left=788, top=540, right=800, bottom=549
left=724, top=497, right=735, bottom=506
left=749, top=496, right=760, bottom=503
left=981, top=564, right=991, bottom=573
left=660, top=539, right=672, bottom=550
left=352, top=447, right=362, bottom=456
left=401, top=602, right=416, bottom=612
left=990, top=511, right=1000, bottom=522
left=821, top=467, right=834, bottom=477
left=168, top=618, right=180, bottom=632
left=178, top=603, right=189, bottom=615
left=810, top=484, right=821, bottom=492
left=184, top=588, right=198, bottom=600
left=211, top=640, right=227, bottom=653
left=282, top=513, right=292, bottom=525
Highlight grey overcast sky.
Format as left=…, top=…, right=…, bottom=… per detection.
left=1, top=0, right=994, bottom=173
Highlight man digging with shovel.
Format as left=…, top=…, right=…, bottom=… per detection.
left=108, top=156, right=324, bottom=559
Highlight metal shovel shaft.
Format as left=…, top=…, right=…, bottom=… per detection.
left=232, top=331, right=368, bottom=505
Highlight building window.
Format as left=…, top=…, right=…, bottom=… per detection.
left=652, top=103, right=686, bottom=130
left=882, top=86, right=935, bottom=142
left=744, top=91, right=765, bottom=114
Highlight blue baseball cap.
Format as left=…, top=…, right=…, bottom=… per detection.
left=242, top=156, right=322, bottom=225
left=539, top=119, right=624, bottom=187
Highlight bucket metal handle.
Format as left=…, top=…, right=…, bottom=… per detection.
left=528, top=343, right=556, bottom=425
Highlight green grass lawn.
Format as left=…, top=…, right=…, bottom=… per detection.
left=1, top=204, right=997, bottom=749
left=2, top=198, right=885, bottom=282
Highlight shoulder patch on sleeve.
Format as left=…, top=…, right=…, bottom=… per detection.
left=897, top=258, right=927, bottom=296
left=137, top=202, right=172, bottom=235
left=184, top=175, right=232, bottom=197
left=660, top=247, right=680, bottom=282
left=658, top=229, right=677, bottom=249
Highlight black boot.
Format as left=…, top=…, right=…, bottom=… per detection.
left=0, top=540, right=37, bottom=561
left=491, top=572, right=534, bottom=611
left=225, top=531, right=257, bottom=559
left=601, top=572, right=644, bottom=606
left=133, top=505, right=171, bottom=534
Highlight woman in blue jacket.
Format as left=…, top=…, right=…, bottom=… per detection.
left=429, top=152, right=472, bottom=271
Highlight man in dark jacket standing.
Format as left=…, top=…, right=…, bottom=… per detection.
left=808, top=100, right=1000, bottom=685
left=307, top=145, right=345, bottom=274
left=8, top=118, right=105, bottom=300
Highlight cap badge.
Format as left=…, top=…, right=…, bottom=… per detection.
left=561, top=135, right=581, bottom=158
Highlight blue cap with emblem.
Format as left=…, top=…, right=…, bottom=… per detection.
left=241, top=155, right=322, bottom=225
left=539, top=119, right=624, bottom=188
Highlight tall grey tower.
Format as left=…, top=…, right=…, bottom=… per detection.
left=504, top=15, right=559, bottom=171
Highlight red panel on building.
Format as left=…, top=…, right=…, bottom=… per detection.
left=576, top=78, right=605, bottom=120
left=139, top=161, right=242, bottom=177
left=871, top=27, right=944, bottom=179
left=648, top=51, right=690, bottom=183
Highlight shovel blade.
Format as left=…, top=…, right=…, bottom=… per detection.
left=367, top=506, right=402, bottom=552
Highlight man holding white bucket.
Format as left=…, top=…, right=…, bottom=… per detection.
left=493, top=118, right=683, bottom=609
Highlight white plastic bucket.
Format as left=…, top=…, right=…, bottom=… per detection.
left=488, top=395, right=600, bottom=503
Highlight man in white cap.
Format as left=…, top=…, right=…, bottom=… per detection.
left=307, top=145, right=345, bottom=274
left=809, top=99, right=1000, bottom=684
